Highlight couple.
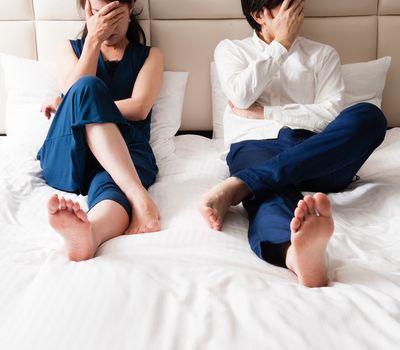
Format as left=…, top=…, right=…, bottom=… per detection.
left=39, top=0, right=386, bottom=288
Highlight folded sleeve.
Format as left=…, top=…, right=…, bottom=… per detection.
left=263, top=46, right=345, bottom=132
left=214, top=39, right=289, bottom=109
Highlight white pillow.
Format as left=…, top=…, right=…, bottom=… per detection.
left=0, top=53, right=188, bottom=161
left=341, top=56, right=391, bottom=109
left=210, top=62, right=227, bottom=140
left=211, top=57, right=392, bottom=140
left=150, top=71, right=188, bottom=162
left=0, top=54, right=60, bottom=151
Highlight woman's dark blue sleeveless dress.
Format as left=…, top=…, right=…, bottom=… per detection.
left=37, top=39, right=158, bottom=218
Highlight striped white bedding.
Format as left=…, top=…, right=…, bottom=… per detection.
left=0, top=130, right=400, bottom=350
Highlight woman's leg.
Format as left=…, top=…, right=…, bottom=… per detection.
left=84, top=122, right=160, bottom=234
left=60, top=77, right=160, bottom=233
left=48, top=169, right=144, bottom=261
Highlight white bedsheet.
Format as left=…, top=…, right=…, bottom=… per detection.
left=0, top=130, right=400, bottom=350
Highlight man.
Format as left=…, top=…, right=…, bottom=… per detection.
left=200, top=0, right=387, bottom=287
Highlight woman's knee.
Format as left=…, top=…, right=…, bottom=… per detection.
left=70, top=76, right=108, bottom=94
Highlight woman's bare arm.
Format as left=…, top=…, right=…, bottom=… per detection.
left=115, top=47, right=164, bottom=121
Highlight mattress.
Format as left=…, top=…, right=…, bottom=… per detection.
left=0, top=130, right=400, bottom=350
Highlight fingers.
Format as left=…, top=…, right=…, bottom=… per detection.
left=292, top=0, right=305, bottom=16
left=263, top=7, right=274, bottom=23
left=98, top=1, right=120, bottom=16
left=109, top=11, right=127, bottom=26
left=298, top=6, right=305, bottom=19
left=289, top=0, right=303, bottom=12
left=85, top=0, right=93, bottom=19
left=42, top=105, right=56, bottom=119
left=104, top=6, right=126, bottom=20
left=279, top=0, right=292, bottom=14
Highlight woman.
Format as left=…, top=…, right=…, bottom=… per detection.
left=37, top=0, right=164, bottom=261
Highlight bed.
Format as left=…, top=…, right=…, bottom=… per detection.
left=1, top=0, right=400, bottom=349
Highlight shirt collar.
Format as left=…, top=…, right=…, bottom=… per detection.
left=252, top=31, right=269, bottom=50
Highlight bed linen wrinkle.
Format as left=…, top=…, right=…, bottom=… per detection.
left=1, top=130, right=400, bottom=349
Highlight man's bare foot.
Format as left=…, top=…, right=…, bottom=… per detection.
left=48, top=194, right=97, bottom=261
left=285, top=193, right=334, bottom=288
left=200, top=177, right=251, bottom=231
left=124, top=190, right=161, bottom=234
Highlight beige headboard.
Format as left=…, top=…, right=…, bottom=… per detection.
left=0, top=0, right=399, bottom=133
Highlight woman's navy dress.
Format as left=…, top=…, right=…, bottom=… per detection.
left=37, top=39, right=158, bottom=218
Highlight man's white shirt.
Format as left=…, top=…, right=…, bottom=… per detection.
left=215, top=31, right=345, bottom=148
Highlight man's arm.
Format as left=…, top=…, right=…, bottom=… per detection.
left=214, top=40, right=288, bottom=109
left=263, top=47, right=345, bottom=132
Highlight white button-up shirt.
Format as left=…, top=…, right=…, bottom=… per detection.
left=215, top=32, right=345, bottom=148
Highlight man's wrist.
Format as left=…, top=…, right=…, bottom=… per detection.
left=275, top=38, right=292, bottom=51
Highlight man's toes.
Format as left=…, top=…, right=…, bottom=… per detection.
left=59, top=196, right=67, bottom=210
left=47, top=194, right=59, bottom=215
left=291, top=217, right=302, bottom=233
left=298, top=200, right=309, bottom=216
left=303, top=195, right=315, bottom=216
left=294, top=207, right=305, bottom=220
left=314, top=193, right=332, bottom=217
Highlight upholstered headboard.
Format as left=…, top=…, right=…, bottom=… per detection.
left=0, top=0, right=399, bottom=133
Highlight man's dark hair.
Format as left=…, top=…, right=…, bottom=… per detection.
left=241, top=0, right=284, bottom=32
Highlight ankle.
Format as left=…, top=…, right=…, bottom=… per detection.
left=126, top=187, right=149, bottom=201
left=229, top=177, right=251, bottom=204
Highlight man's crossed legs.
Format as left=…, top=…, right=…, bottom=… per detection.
left=200, top=103, right=387, bottom=287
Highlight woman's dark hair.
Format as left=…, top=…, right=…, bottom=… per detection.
left=77, top=0, right=146, bottom=44
left=241, top=0, right=284, bottom=32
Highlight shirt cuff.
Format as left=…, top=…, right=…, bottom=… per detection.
left=262, top=40, right=289, bottom=66
left=264, top=106, right=284, bottom=122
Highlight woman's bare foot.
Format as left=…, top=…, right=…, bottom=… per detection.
left=124, top=190, right=161, bottom=234
left=200, top=177, right=251, bottom=231
left=48, top=194, right=97, bottom=261
left=285, top=193, right=334, bottom=288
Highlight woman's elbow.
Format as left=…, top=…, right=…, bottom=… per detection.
left=131, top=106, right=151, bottom=121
